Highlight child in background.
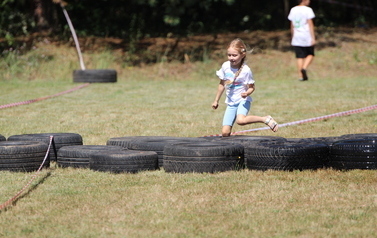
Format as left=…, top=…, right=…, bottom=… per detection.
left=211, top=38, right=278, bottom=137
left=288, top=0, right=316, bottom=81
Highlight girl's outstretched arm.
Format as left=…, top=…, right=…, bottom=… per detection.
left=212, top=80, right=225, bottom=109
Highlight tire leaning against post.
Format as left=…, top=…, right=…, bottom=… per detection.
left=73, top=69, right=117, bottom=83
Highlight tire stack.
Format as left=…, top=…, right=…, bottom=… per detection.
left=8, top=133, right=83, bottom=161
left=90, top=150, right=159, bottom=173
left=106, top=136, right=152, bottom=149
left=0, top=141, right=49, bottom=172
left=163, top=141, right=244, bottom=173
left=244, top=139, right=330, bottom=171
left=124, top=136, right=208, bottom=168
left=201, top=135, right=287, bottom=169
left=328, top=134, right=377, bottom=170
left=57, top=145, right=126, bottom=168
left=340, top=133, right=377, bottom=140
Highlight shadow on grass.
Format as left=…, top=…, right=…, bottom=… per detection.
left=0, top=170, right=53, bottom=213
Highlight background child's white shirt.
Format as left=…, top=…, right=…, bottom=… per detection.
left=216, top=61, right=255, bottom=105
left=288, top=6, right=315, bottom=47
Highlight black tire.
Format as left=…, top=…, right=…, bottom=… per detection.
left=0, top=141, right=49, bottom=172
left=8, top=133, right=83, bottom=161
left=286, top=137, right=341, bottom=145
left=106, top=136, right=151, bottom=149
left=57, top=145, right=125, bottom=168
left=207, top=136, right=286, bottom=168
left=244, top=139, right=329, bottom=171
left=0, top=135, right=5, bottom=141
left=163, top=141, right=244, bottom=173
left=201, top=135, right=286, bottom=144
left=73, top=69, right=117, bottom=83
left=127, top=136, right=207, bottom=168
left=329, top=138, right=377, bottom=170
left=340, top=133, right=377, bottom=140
left=90, top=150, right=158, bottom=173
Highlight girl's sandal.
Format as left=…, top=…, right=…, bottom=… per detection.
left=265, top=116, right=278, bottom=132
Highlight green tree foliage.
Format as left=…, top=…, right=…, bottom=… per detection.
left=0, top=0, right=376, bottom=40
left=0, top=0, right=35, bottom=43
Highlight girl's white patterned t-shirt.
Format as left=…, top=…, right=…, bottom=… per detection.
left=216, top=61, right=255, bottom=105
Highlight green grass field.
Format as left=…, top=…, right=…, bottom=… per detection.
left=0, top=29, right=376, bottom=237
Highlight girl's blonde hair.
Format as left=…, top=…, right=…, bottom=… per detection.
left=228, top=38, right=247, bottom=61
left=227, top=38, right=249, bottom=80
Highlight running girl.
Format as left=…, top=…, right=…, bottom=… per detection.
left=211, top=38, right=278, bottom=137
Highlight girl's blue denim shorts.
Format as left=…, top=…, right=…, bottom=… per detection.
left=222, top=100, right=251, bottom=126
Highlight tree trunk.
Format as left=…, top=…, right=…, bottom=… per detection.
left=283, top=0, right=290, bottom=28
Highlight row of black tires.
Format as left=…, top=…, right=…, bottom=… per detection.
left=0, top=133, right=376, bottom=173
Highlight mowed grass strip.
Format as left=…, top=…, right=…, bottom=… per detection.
left=0, top=30, right=376, bottom=237
left=0, top=169, right=376, bottom=237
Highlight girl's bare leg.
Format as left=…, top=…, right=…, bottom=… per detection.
left=236, top=115, right=278, bottom=132
left=221, top=125, right=232, bottom=137
left=236, top=115, right=266, bottom=125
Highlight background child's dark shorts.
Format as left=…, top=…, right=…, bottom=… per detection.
left=294, top=46, right=315, bottom=58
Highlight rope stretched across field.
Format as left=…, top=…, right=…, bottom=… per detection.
left=0, top=83, right=89, bottom=110
left=207, top=104, right=377, bottom=137
left=0, top=136, right=53, bottom=211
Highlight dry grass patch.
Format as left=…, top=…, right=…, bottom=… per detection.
left=1, top=168, right=377, bottom=237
